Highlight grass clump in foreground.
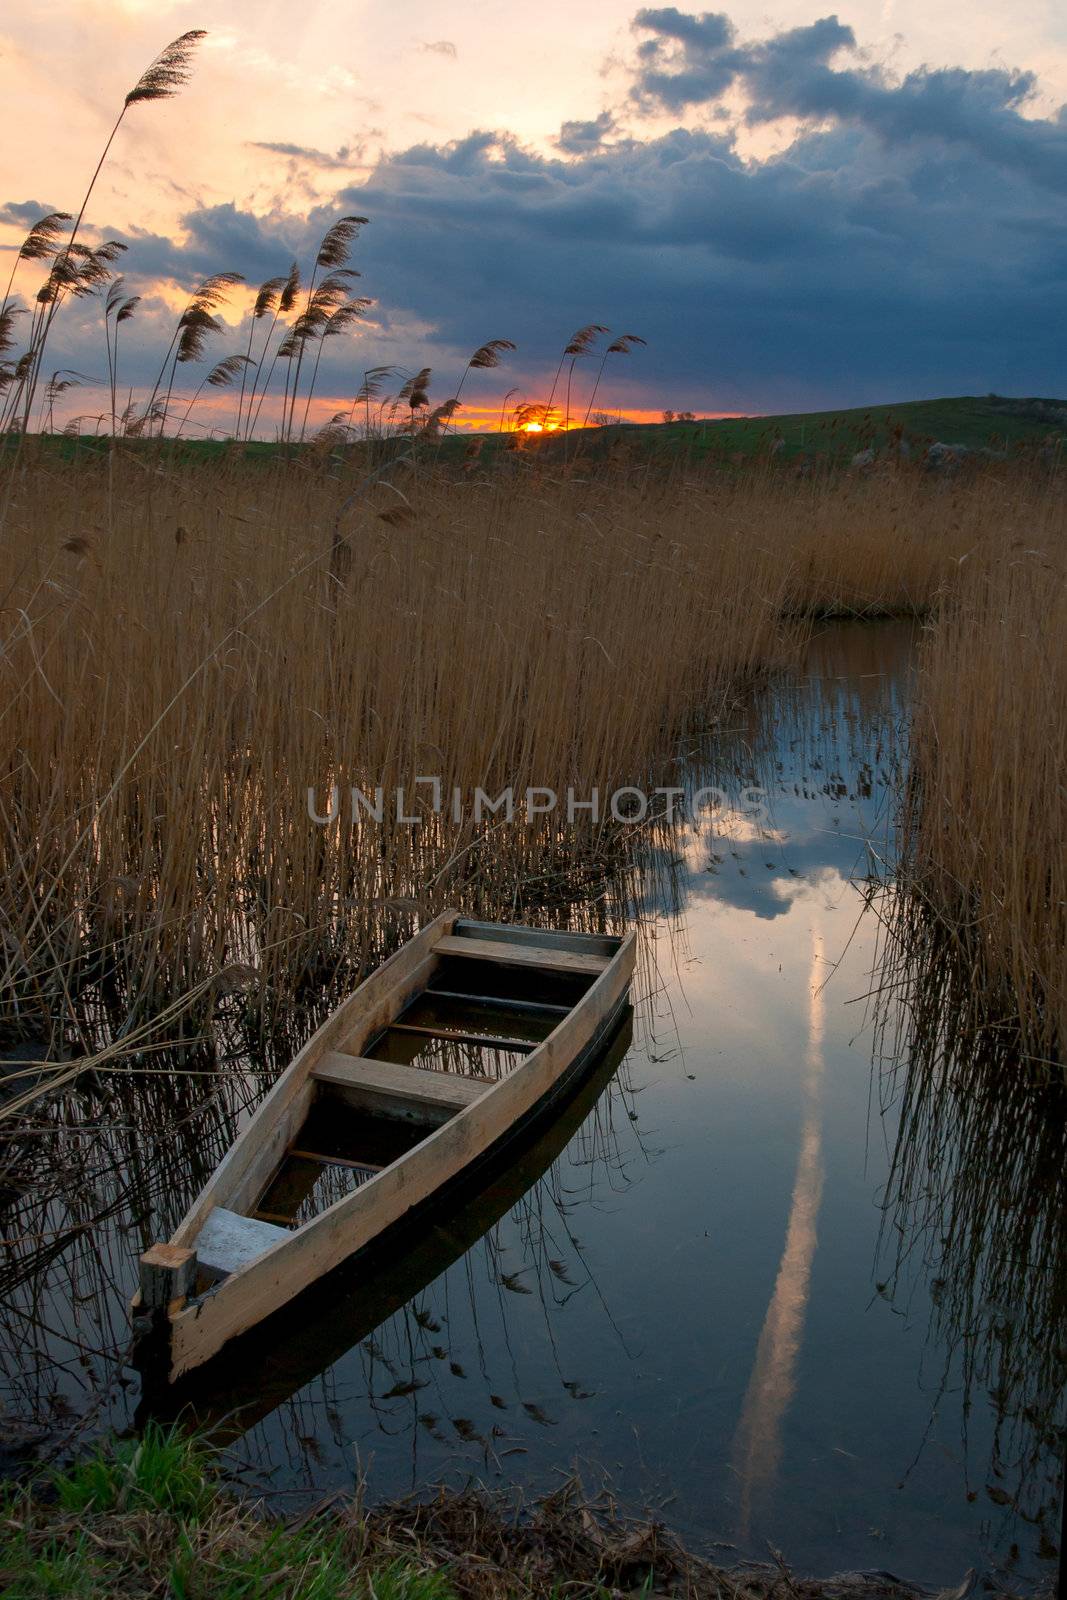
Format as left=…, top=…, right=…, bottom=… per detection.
left=1, top=1425, right=993, bottom=1600
left=0, top=1423, right=451, bottom=1600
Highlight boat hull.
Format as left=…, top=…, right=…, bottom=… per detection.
left=147, top=919, right=635, bottom=1379
left=138, top=1000, right=634, bottom=1408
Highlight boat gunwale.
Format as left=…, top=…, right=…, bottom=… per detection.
left=166, top=911, right=459, bottom=1254
left=163, top=920, right=637, bottom=1344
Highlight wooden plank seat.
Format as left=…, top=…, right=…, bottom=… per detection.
left=434, top=934, right=609, bottom=977
left=197, top=1207, right=290, bottom=1277
left=311, top=1050, right=489, bottom=1122
left=452, top=919, right=621, bottom=956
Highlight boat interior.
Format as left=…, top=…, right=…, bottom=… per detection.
left=192, top=919, right=624, bottom=1288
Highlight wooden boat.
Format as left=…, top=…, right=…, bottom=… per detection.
left=137, top=1007, right=633, bottom=1424
left=132, top=910, right=636, bottom=1380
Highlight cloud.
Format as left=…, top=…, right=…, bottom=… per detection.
left=421, top=41, right=457, bottom=59
left=248, top=142, right=365, bottom=171
left=4, top=12, right=1066, bottom=423
left=557, top=111, right=618, bottom=155
left=0, top=200, right=63, bottom=231
left=630, top=10, right=1067, bottom=195
left=632, top=7, right=743, bottom=108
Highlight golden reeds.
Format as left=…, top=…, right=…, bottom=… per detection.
left=1, top=445, right=1060, bottom=1061
left=902, top=537, right=1066, bottom=1072
left=0, top=450, right=782, bottom=1046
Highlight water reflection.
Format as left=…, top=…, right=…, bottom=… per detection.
left=0, top=619, right=1060, bottom=1584
left=732, top=926, right=826, bottom=1535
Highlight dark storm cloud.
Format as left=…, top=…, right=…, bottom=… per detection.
left=115, top=204, right=312, bottom=288
left=0, top=200, right=63, bottom=231
left=632, top=7, right=743, bottom=108
left=5, top=11, right=1066, bottom=415
left=630, top=10, right=1067, bottom=194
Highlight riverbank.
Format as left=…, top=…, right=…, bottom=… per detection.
left=2, top=1425, right=996, bottom=1600
left=1, top=616, right=1061, bottom=1582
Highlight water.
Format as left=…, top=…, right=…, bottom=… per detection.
left=1, top=619, right=1060, bottom=1585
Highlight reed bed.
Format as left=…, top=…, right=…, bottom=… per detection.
left=874, top=891, right=1066, bottom=1534
left=0, top=446, right=1060, bottom=1064
left=901, top=542, right=1067, bottom=1074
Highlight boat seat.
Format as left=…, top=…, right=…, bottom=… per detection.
left=311, top=1050, right=488, bottom=1122
left=434, top=934, right=608, bottom=977
left=196, top=1206, right=289, bottom=1277
left=452, top=918, right=620, bottom=956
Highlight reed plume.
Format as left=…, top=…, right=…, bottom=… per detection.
left=14, top=212, right=72, bottom=265
left=583, top=334, right=646, bottom=427
left=124, top=30, right=208, bottom=105
left=351, top=366, right=396, bottom=438
left=144, top=272, right=243, bottom=434
left=175, top=354, right=253, bottom=436
left=398, top=368, right=432, bottom=415
left=242, top=265, right=300, bottom=439
left=314, top=215, right=368, bottom=271
left=1, top=242, right=125, bottom=434
left=284, top=218, right=367, bottom=442
left=444, top=339, right=517, bottom=435
left=104, top=278, right=140, bottom=433
left=298, top=298, right=371, bottom=440
left=12, top=32, right=207, bottom=433
left=544, top=324, right=609, bottom=426
left=42, top=369, right=94, bottom=432
left=235, top=275, right=287, bottom=434
left=0, top=211, right=70, bottom=340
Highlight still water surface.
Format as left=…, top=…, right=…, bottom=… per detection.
left=2, top=620, right=1059, bottom=1585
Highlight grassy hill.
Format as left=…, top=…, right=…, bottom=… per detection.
left=9, top=394, right=1065, bottom=467
left=561, top=394, right=1067, bottom=462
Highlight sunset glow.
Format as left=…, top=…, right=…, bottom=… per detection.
left=0, top=3, right=1063, bottom=427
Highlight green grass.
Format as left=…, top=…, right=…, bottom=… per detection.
left=51, top=1422, right=214, bottom=1519
left=0, top=1426, right=455, bottom=1600
left=684, top=393, right=1067, bottom=457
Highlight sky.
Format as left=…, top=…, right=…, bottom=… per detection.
left=1, top=0, right=1066, bottom=431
